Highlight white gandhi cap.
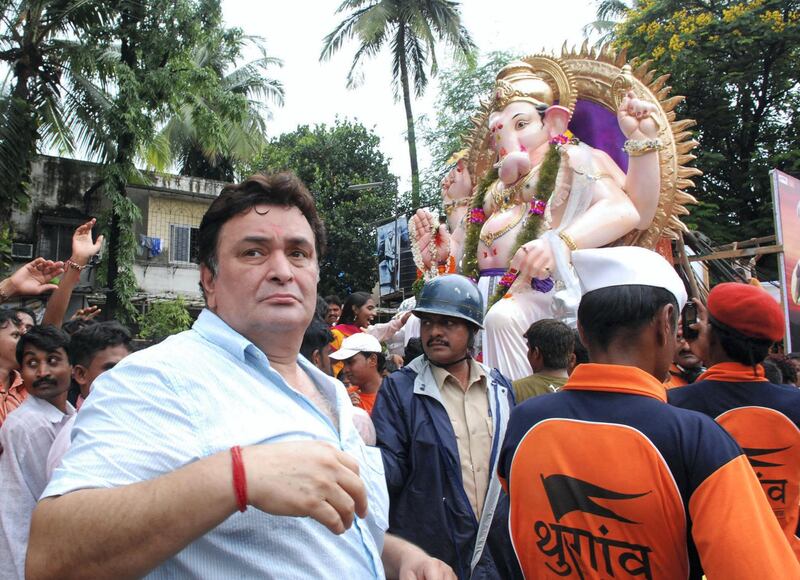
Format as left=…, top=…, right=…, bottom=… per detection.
left=571, top=246, right=688, bottom=310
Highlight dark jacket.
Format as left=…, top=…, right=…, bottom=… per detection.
left=372, top=356, right=520, bottom=579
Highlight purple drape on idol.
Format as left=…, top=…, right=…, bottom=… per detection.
left=565, top=99, right=629, bottom=173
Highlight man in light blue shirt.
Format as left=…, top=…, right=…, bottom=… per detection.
left=28, top=173, right=455, bottom=580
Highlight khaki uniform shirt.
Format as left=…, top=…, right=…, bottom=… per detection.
left=431, top=360, right=493, bottom=518
left=512, top=373, right=568, bottom=403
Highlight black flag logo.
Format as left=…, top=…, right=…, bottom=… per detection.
left=541, top=474, right=650, bottom=524
left=742, top=446, right=790, bottom=468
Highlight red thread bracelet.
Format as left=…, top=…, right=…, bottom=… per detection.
left=230, top=446, right=248, bottom=512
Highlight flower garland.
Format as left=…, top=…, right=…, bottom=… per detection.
left=486, top=140, right=565, bottom=310
left=461, top=167, right=498, bottom=280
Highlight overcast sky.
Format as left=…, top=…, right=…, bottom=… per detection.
left=221, top=0, right=599, bottom=191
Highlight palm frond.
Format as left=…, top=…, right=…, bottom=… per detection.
left=320, top=5, right=378, bottom=61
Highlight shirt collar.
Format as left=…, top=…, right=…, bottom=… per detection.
left=27, top=394, right=75, bottom=423
left=192, top=309, right=258, bottom=362
left=9, top=370, right=24, bottom=391
left=562, top=363, right=667, bottom=402
left=697, top=362, right=767, bottom=383
left=429, top=358, right=486, bottom=391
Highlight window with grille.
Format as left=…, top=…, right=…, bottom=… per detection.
left=169, top=225, right=199, bottom=264
left=37, top=220, right=84, bottom=262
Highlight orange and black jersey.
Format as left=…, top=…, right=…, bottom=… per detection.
left=498, top=363, right=798, bottom=579
left=669, top=362, right=800, bottom=560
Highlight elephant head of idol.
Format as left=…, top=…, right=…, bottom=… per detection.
left=488, top=62, right=572, bottom=186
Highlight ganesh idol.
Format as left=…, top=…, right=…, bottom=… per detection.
left=410, top=50, right=699, bottom=380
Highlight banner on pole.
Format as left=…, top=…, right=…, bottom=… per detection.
left=771, top=169, right=800, bottom=351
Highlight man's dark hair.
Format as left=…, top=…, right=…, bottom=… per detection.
left=572, top=328, right=590, bottom=365
left=14, top=306, right=36, bottom=326
left=16, top=325, right=70, bottom=365
left=197, top=172, right=327, bottom=277
left=301, top=318, right=333, bottom=360
left=768, top=355, right=797, bottom=385
left=68, top=322, right=132, bottom=367
left=524, top=319, right=575, bottom=370
left=338, top=292, right=372, bottom=326
left=0, top=308, right=20, bottom=330
left=710, top=319, right=773, bottom=368
left=578, top=285, right=679, bottom=351
left=404, top=337, right=424, bottom=365
left=315, top=296, right=329, bottom=322
left=62, top=318, right=98, bottom=336
left=325, top=295, right=342, bottom=307
left=762, top=358, right=784, bottom=385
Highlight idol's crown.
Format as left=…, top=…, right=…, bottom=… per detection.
left=491, top=62, right=554, bottom=112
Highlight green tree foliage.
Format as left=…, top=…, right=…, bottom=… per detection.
left=243, top=120, right=399, bottom=296
left=419, top=51, right=516, bottom=207
left=137, top=297, right=192, bottom=341
left=583, top=0, right=633, bottom=43
left=0, top=0, right=113, bottom=218
left=98, top=0, right=230, bottom=322
left=144, top=31, right=284, bottom=182
left=610, top=0, right=800, bottom=243
left=320, top=0, right=476, bottom=207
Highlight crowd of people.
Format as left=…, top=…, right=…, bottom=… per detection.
left=0, top=171, right=798, bottom=578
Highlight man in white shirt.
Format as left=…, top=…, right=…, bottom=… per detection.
left=46, top=322, right=132, bottom=479
left=29, top=173, right=454, bottom=579
left=0, top=325, right=75, bottom=578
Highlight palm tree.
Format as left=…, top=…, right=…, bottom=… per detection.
left=0, top=0, right=113, bottom=218
left=321, top=0, right=476, bottom=207
left=583, top=0, right=634, bottom=44
left=144, top=33, right=284, bottom=182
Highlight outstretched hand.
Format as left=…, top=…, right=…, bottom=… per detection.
left=71, top=218, right=104, bottom=264
left=410, top=210, right=450, bottom=270
left=7, top=257, right=65, bottom=297
left=71, top=305, right=102, bottom=321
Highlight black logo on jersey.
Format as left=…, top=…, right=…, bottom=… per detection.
left=742, top=446, right=790, bottom=468
left=533, top=474, right=654, bottom=578
left=541, top=474, right=651, bottom=524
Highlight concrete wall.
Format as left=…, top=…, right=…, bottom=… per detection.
left=133, top=263, right=203, bottom=298
left=11, top=156, right=104, bottom=240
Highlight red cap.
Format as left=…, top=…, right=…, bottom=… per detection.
left=707, top=282, right=785, bottom=342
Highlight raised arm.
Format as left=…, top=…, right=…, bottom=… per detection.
left=617, top=90, right=661, bottom=230
left=41, top=219, right=103, bottom=327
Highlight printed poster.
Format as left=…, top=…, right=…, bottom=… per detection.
left=771, top=169, right=800, bottom=351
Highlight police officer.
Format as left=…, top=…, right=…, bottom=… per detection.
left=669, top=282, right=800, bottom=559
left=371, top=275, right=518, bottom=579
left=498, top=247, right=798, bottom=578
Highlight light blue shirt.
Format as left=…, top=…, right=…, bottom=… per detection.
left=44, top=310, right=389, bottom=579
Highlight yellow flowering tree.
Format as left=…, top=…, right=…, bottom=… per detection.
left=609, top=0, right=800, bottom=244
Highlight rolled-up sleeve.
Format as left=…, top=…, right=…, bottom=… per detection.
left=43, top=355, right=201, bottom=499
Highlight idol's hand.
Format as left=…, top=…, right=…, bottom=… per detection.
left=618, top=91, right=659, bottom=140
